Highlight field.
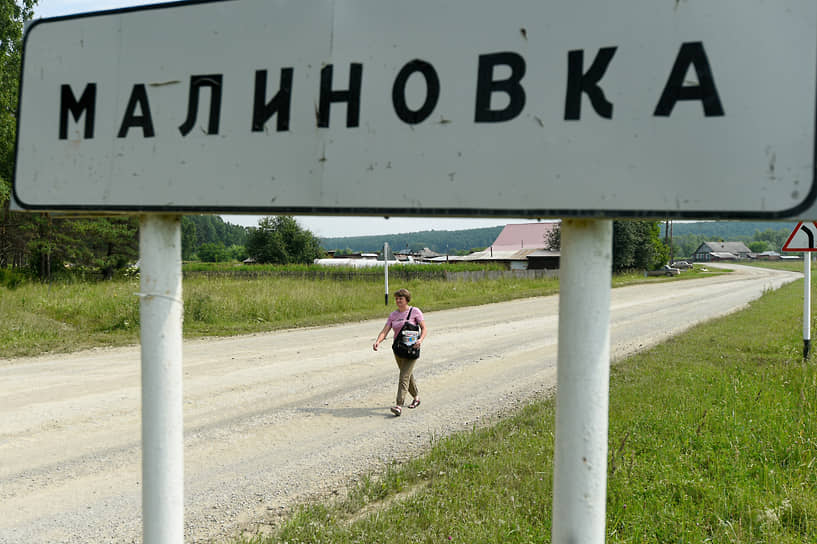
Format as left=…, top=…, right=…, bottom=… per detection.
left=0, top=263, right=725, bottom=359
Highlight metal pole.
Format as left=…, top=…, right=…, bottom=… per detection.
left=384, top=242, right=389, bottom=306
left=139, top=215, right=184, bottom=544
left=805, top=252, right=811, bottom=359
left=552, top=218, right=612, bottom=544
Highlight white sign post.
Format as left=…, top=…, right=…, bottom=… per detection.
left=552, top=219, right=612, bottom=542
left=12, top=2, right=817, bottom=543
left=138, top=215, right=184, bottom=543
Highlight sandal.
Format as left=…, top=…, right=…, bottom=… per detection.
left=408, top=399, right=421, bottom=409
left=390, top=406, right=402, bottom=416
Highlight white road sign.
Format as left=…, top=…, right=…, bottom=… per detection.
left=13, top=0, right=817, bottom=218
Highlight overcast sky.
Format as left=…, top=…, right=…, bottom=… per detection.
left=30, top=0, right=540, bottom=237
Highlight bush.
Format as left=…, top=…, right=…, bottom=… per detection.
left=197, top=242, right=232, bottom=263
left=0, top=268, right=28, bottom=289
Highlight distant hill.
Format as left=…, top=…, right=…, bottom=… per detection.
left=320, top=226, right=504, bottom=255
left=320, top=220, right=800, bottom=257
left=660, top=221, right=796, bottom=239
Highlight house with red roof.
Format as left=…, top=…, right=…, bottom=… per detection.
left=464, top=222, right=560, bottom=269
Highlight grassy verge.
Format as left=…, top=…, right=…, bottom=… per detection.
left=742, top=260, right=805, bottom=274
left=0, top=272, right=561, bottom=358
left=0, top=263, right=728, bottom=359
left=241, top=275, right=817, bottom=543
left=612, top=264, right=727, bottom=287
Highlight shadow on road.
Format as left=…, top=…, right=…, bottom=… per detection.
left=297, top=406, right=395, bottom=419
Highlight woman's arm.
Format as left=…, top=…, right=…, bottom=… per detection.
left=416, top=320, right=427, bottom=347
left=373, top=322, right=392, bottom=351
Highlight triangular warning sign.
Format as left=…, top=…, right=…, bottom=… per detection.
left=782, top=222, right=817, bottom=252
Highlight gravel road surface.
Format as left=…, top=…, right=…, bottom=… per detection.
left=0, top=264, right=799, bottom=543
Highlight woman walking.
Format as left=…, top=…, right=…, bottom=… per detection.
left=373, top=288, right=427, bottom=416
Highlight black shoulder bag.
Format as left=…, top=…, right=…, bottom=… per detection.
left=392, top=307, right=421, bottom=359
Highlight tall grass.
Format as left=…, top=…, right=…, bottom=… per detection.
left=242, top=275, right=817, bottom=544
left=605, top=276, right=817, bottom=542
left=0, top=262, right=729, bottom=358
left=0, top=279, right=141, bottom=356
left=0, top=271, right=559, bottom=358
left=183, top=262, right=506, bottom=274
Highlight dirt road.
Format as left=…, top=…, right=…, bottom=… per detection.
left=0, top=264, right=799, bottom=543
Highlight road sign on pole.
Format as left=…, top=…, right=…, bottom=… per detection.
left=783, top=222, right=817, bottom=252
left=13, top=0, right=817, bottom=219
left=782, top=222, right=815, bottom=359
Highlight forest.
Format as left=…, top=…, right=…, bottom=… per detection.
left=320, top=225, right=505, bottom=255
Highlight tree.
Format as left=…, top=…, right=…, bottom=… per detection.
left=0, top=2, right=40, bottom=272
left=23, top=214, right=64, bottom=278
left=748, top=240, right=771, bottom=253
left=753, top=227, right=789, bottom=252
left=544, top=220, right=669, bottom=272
left=612, top=220, right=669, bottom=272
left=228, top=244, right=248, bottom=262
left=181, top=216, right=247, bottom=260
left=6, top=214, right=138, bottom=280
left=671, top=233, right=707, bottom=259
left=66, top=217, right=139, bottom=279
left=181, top=218, right=198, bottom=261
left=246, top=216, right=322, bottom=264
left=197, top=242, right=231, bottom=263
left=545, top=225, right=560, bottom=250
left=0, top=1, right=36, bottom=207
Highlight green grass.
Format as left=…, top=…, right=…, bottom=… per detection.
left=0, top=279, right=142, bottom=356
left=0, top=271, right=560, bottom=358
left=605, top=277, right=816, bottom=543
left=183, top=262, right=505, bottom=274
left=0, top=262, right=736, bottom=359
left=742, top=260, right=806, bottom=274
left=612, top=264, right=728, bottom=287
left=182, top=273, right=561, bottom=335
left=239, top=275, right=817, bottom=544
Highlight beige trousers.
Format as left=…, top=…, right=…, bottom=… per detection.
left=394, top=354, right=419, bottom=406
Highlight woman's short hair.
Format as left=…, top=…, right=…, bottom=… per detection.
left=394, top=288, right=411, bottom=302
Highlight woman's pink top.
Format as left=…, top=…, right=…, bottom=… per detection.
left=385, top=306, right=424, bottom=336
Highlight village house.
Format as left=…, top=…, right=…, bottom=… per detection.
left=692, top=241, right=752, bottom=262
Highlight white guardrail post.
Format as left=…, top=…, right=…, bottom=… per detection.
left=805, top=252, right=811, bottom=359
left=385, top=242, right=390, bottom=305
left=552, top=218, right=613, bottom=543
left=139, top=215, right=185, bottom=544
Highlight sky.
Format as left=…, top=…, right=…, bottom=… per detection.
left=30, top=0, right=537, bottom=237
